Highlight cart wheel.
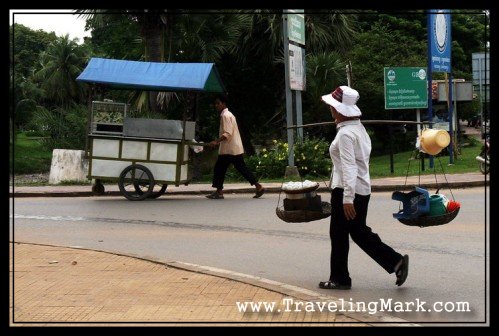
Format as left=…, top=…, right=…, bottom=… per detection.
left=134, top=183, right=168, bottom=199
left=92, top=181, right=105, bottom=196
left=118, top=164, right=154, bottom=201
left=149, top=184, right=168, bottom=199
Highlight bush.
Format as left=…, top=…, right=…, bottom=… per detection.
left=28, top=104, right=87, bottom=151
left=24, top=130, right=47, bottom=137
left=465, top=135, right=481, bottom=148
left=246, top=137, right=331, bottom=179
left=294, top=137, right=331, bottom=177
left=248, top=140, right=289, bottom=179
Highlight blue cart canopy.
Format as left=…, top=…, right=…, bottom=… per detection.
left=76, top=57, right=226, bottom=93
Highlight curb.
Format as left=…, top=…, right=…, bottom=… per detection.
left=12, top=241, right=417, bottom=326
left=10, top=180, right=488, bottom=198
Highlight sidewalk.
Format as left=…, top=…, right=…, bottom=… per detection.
left=9, top=172, right=488, bottom=198
left=9, top=242, right=414, bottom=326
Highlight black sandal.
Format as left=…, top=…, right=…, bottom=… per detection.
left=206, top=192, right=224, bottom=199
left=395, top=254, right=409, bottom=286
left=318, top=281, right=351, bottom=290
left=253, top=188, right=265, bottom=198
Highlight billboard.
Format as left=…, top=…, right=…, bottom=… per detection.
left=384, top=67, right=428, bottom=109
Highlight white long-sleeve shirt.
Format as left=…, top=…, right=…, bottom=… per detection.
left=329, top=119, right=371, bottom=204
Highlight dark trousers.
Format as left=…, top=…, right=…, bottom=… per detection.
left=212, top=154, right=257, bottom=190
left=329, top=188, right=402, bottom=285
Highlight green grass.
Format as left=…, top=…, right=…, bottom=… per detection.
left=11, top=132, right=52, bottom=174
left=369, top=144, right=482, bottom=178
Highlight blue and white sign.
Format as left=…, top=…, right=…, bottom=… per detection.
left=429, top=9, right=452, bottom=73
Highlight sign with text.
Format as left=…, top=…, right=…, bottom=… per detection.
left=289, top=44, right=305, bottom=91
left=287, top=11, right=305, bottom=45
left=384, top=67, right=428, bottom=109
left=429, top=10, right=452, bottom=73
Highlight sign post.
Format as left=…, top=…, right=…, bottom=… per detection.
left=384, top=67, right=428, bottom=173
left=283, top=9, right=306, bottom=176
left=428, top=9, right=452, bottom=165
left=282, top=13, right=295, bottom=169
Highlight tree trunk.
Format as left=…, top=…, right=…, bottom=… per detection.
left=139, top=14, right=164, bottom=114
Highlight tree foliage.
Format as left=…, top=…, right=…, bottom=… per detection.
left=343, top=11, right=488, bottom=154
left=10, top=24, right=58, bottom=130
left=11, top=10, right=488, bottom=159
left=32, top=35, right=89, bottom=107
left=84, top=13, right=142, bottom=60
left=10, top=23, right=57, bottom=78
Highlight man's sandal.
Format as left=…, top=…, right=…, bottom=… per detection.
left=206, top=192, right=224, bottom=199
left=253, top=188, right=265, bottom=198
left=318, top=281, right=351, bottom=290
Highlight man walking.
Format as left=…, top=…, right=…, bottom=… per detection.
left=206, top=94, right=265, bottom=199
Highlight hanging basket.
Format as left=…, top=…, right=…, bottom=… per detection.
left=397, top=207, right=460, bottom=227
left=276, top=201, right=332, bottom=223
left=282, top=183, right=320, bottom=194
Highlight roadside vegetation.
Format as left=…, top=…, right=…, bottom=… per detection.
left=10, top=132, right=52, bottom=175
left=10, top=10, right=488, bottom=185
left=11, top=128, right=482, bottom=186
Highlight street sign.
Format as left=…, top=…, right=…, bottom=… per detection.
left=429, top=10, right=452, bottom=73
left=287, top=11, right=305, bottom=45
left=436, top=81, right=473, bottom=102
left=384, top=67, right=428, bottom=109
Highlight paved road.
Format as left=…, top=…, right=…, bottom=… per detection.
left=11, top=186, right=489, bottom=324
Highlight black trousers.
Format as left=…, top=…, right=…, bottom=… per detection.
left=212, top=154, right=257, bottom=190
left=329, top=188, right=402, bottom=285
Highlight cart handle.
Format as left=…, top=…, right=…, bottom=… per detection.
left=185, top=141, right=211, bottom=147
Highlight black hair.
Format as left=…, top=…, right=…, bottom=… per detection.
left=214, top=93, right=228, bottom=105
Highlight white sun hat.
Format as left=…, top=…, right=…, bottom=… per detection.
left=321, top=85, right=362, bottom=117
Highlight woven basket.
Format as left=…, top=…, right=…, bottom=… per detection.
left=397, top=208, right=460, bottom=227
left=276, top=202, right=331, bottom=223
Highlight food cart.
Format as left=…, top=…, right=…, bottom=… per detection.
left=76, top=57, right=226, bottom=200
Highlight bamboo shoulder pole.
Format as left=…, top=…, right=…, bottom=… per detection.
left=286, top=120, right=434, bottom=129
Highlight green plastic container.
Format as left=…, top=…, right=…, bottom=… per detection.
left=429, top=194, right=447, bottom=216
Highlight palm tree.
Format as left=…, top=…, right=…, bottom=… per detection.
left=305, top=51, right=345, bottom=112
left=32, top=34, right=88, bottom=107
left=165, top=12, right=249, bottom=116
left=171, top=12, right=250, bottom=63
left=302, top=51, right=345, bottom=139
left=229, top=10, right=358, bottom=144
left=235, top=10, right=357, bottom=64
left=77, top=9, right=171, bottom=112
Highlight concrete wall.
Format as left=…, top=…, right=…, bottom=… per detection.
left=49, top=149, right=89, bottom=184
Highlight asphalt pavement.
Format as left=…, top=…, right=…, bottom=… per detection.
left=9, top=171, right=489, bottom=326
